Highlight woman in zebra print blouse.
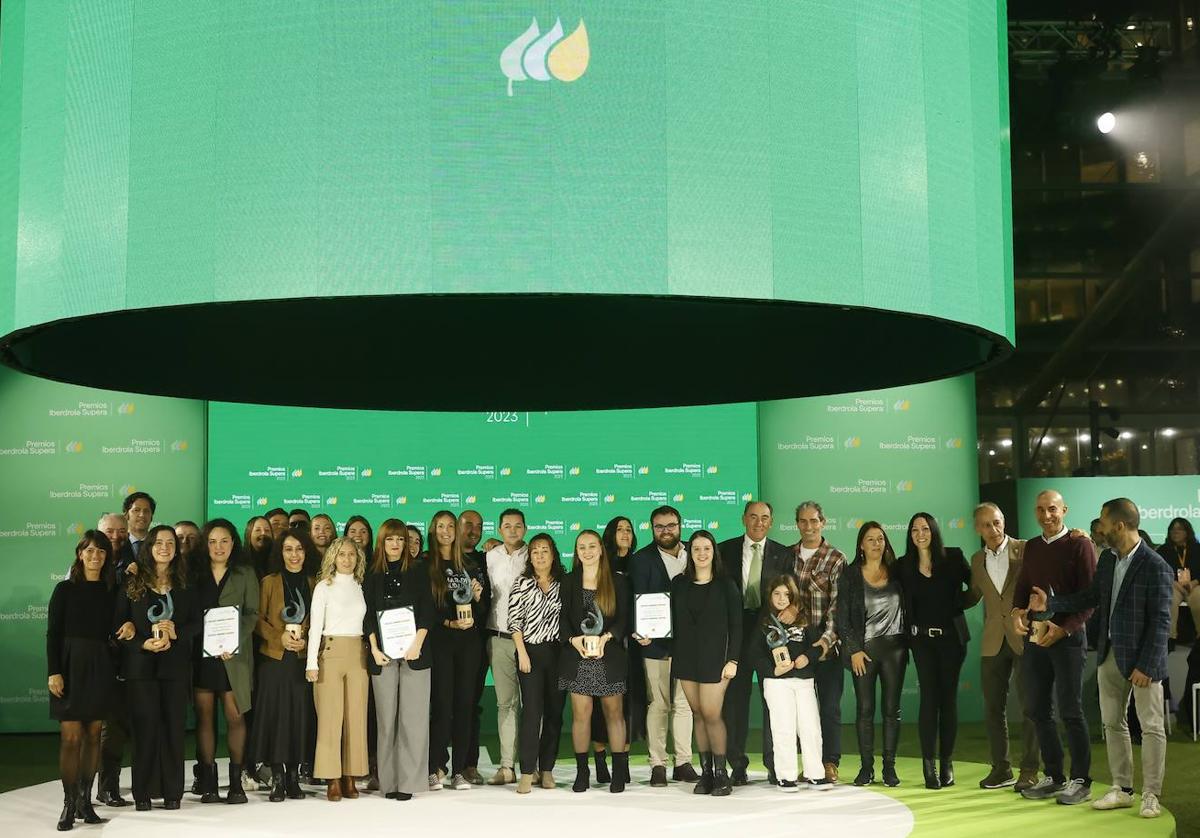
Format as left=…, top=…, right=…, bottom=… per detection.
left=508, top=534, right=567, bottom=794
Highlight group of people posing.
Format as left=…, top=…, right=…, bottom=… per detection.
left=46, top=490, right=1179, bottom=831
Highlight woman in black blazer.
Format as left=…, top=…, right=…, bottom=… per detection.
left=669, top=530, right=741, bottom=796
left=836, top=521, right=907, bottom=788
left=113, top=525, right=201, bottom=811
left=898, top=512, right=970, bottom=789
left=364, top=518, right=434, bottom=801
left=559, top=529, right=630, bottom=793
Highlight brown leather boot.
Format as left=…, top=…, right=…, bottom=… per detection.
left=326, top=779, right=342, bottom=802
left=341, top=776, right=359, bottom=799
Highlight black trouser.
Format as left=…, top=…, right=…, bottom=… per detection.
left=127, top=677, right=189, bottom=802
left=516, top=642, right=566, bottom=775
left=851, top=635, right=907, bottom=765
left=910, top=633, right=966, bottom=760
left=723, top=609, right=773, bottom=775
left=430, top=630, right=483, bottom=776
left=980, top=642, right=1039, bottom=774
left=99, top=681, right=130, bottom=790
left=814, top=653, right=844, bottom=766
left=1021, top=631, right=1090, bottom=782
left=466, top=630, right=489, bottom=768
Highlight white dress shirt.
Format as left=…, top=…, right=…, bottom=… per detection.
left=984, top=536, right=1010, bottom=593
left=742, top=536, right=768, bottom=591
left=306, top=572, right=366, bottom=671
left=659, top=545, right=687, bottom=580
left=486, top=543, right=529, bottom=632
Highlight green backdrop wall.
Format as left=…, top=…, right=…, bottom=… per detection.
left=1, top=369, right=984, bottom=733
left=0, top=366, right=205, bottom=732
left=758, top=376, right=984, bottom=723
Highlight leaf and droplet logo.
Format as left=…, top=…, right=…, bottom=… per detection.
left=501, top=17, right=589, bottom=96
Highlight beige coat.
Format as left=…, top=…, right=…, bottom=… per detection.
left=964, top=537, right=1027, bottom=656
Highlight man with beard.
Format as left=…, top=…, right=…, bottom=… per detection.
left=630, top=505, right=697, bottom=786
left=1024, top=499, right=1172, bottom=819
left=458, top=509, right=491, bottom=785
left=243, top=516, right=275, bottom=580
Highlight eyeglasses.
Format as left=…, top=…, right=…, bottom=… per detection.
left=652, top=523, right=680, bottom=532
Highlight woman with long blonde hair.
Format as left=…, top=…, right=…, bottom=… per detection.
left=305, top=537, right=369, bottom=801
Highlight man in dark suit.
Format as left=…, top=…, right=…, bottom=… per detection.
left=718, top=500, right=790, bottom=785
left=95, top=512, right=134, bottom=806
left=1026, top=497, right=1172, bottom=819
left=630, top=505, right=698, bottom=786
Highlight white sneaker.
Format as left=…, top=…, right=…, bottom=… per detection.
left=1140, top=792, right=1162, bottom=819
left=451, top=773, right=471, bottom=790
left=1092, top=786, right=1133, bottom=810
left=428, top=773, right=443, bottom=791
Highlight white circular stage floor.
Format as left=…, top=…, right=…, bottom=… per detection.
left=0, top=758, right=914, bottom=837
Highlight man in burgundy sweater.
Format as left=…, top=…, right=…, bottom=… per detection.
left=1010, top=489, right=1097, bottom=806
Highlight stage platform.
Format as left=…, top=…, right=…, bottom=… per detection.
left=0, top=755, right=1177, bottom=837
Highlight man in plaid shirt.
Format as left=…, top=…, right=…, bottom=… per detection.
left=791, top=502, right=847, bottom=784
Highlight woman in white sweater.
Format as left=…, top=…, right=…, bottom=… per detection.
left=305, top=537, right=369, bottom=801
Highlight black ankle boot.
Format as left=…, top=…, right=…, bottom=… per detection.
left=75, top=778, right=104, bottom=824
left=572, top=753, right=590, bottom=793
left=939, top=758, right=954, bottom=787
left=610, top=752, right=628, bottom=794
left=711, top=754, right=731, bottom=796
left=922, top=758, right=940, bottom=789
left=881, top=756, right=900, bottom=787
left=694, top=752, right=714, bottom=795
left=594, top=750, right=611, bottom=784
left=285, top=764, right=304, bottom=799
left=226, top=763, right=247, bottom=804
left=269, top=764, right=286, bottom=802
left=57, top=783, right=76, bottom=831
left=200, top=763, right=221, bottom=803
left=853, top=758, right=874, bottom=786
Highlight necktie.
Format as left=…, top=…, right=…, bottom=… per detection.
left=745, top=543, right=762, bottom=609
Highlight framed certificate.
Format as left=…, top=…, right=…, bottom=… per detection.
left=202, top=605, right=240, bottom=657
left=378, top=606, right=417, bottom=659
left=635, top=593, right=672, bottom=639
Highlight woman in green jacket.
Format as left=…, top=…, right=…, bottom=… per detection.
left=193, top=518, right=260, bottom=804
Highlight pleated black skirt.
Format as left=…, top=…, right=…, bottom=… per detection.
left=249, top=653, right=313, bottom=764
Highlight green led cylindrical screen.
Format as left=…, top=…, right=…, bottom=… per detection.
left=0, top=1, right=1013, bottom=410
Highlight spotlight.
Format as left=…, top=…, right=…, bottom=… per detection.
left=1162, top=428, right=1177, bottom=437
left=1097, top=112, right=1116, bottom=134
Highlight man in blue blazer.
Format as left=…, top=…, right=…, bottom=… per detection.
left=1026, top=497, right=1171, bottom=820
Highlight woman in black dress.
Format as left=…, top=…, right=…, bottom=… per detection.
left=252, top=528, right=320, bottom=801
left=669, top=530, right=741, bottom=796
left=192, top=519, right=259, bottom=804
left=47, top=530, right=117, bottom=831
left=898, top=512, right=970, bottom=789
left=114, top=525, right=200, bottom=811
left=560, top=529, right=630, bottom=793
left=591, top=517, right=638, bottom=783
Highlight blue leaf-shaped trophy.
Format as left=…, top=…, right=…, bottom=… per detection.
left=148, top=590, right=174, bottom=641
left=451, top=570, right=475, bottom=628
left=581, top=603, right=605, bottom=658
left=282, top=586, right=307, bottom=641
left=764, top=614, right=794, bottom=668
